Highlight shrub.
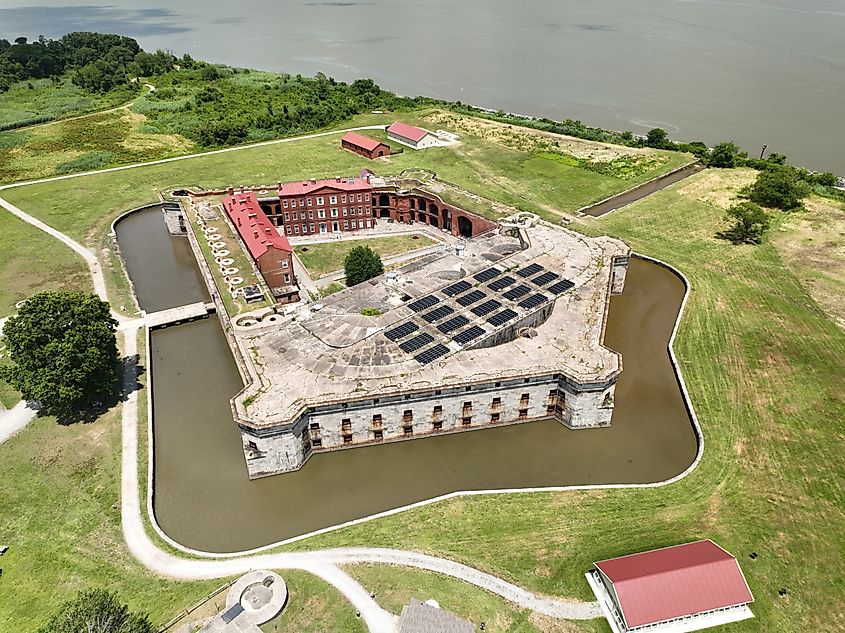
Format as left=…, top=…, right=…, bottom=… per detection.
left=746, top=164, right=810, bottom=211
left=344, top=245, right=384, bottom=286
left=54, top=150, right=116, bottom=174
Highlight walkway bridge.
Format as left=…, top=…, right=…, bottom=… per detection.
left=145, top=301, right=216, bottom=329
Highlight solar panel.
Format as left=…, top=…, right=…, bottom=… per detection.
left=519, top=294, right=549, bottom=310
left=437, top=315, right=470, bottom=333
left=384, top=321, right=419, bottom=341
left=488, top=275, right=516, bottom=292
left=503, top=284, right=531, bottom=301
left=456, top=289, right=486, bottom=306
left=452, top=325, right=486, bottom=345
left=471, top=299, right=502, bottom=316
left=421, top=305, right=455, bottom=323
left=407, top=295, right=439, bottom=312
left=548, top=279, right=576, bottom=295
left=415, top=344, right=450, bottom=365
left=516, top=263, right=543, bottom=278
left=442, top=280, right=471, bottom=297
left=487, top=309, right=518, bottom=326
left=473, top=267, right=501, bottom=283
left=399, top=332, right=435, bottom=353
left=532, top=271, right=560, bottom=286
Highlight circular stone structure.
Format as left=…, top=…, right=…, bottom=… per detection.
left=224, top=570, right=287, bottom=625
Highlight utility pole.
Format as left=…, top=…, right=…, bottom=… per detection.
left=760, top=144, right=768, bottom=160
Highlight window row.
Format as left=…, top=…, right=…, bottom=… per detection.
left=281, top=193, right=371, bottom=209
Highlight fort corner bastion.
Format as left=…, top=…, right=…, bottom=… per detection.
left=229, top=213, right=630, bottom=478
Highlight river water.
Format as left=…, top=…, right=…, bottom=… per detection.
left=116, top=207, right=696, bottom=552
left=2, top=0, right=843, bottom=173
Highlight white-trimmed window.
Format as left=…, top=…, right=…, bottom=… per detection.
left=357, top=194, right=362, bottom=202
left=282, top=259, right=289, bottom=269
left=294, top=225, right=300, bottom=234
left=364, top=194, right=370, bottom=201
left=316, top=196, right=324, bottom=205
left=307, top=198, right=313, bottom=207
left=318, top=209, right=326, bottom=218
left=341, top=194, right=347, bottom=203
left=299, top=199, right=305, bottom=207
left=343, top=220, right=349, bottom=229
left=308, top=210, right=314, bottom=220
left=292, top=212, right=298, bottom=221
left=283, top=200, right=288, bottom=208
left=331, top=208, right=338, bottom=218
left=284, top=273, right=290, bottom=284
left=342, top=208, right=348, bottom=216
left=329, top=195, right=337, bottom=204
left=351, top=220, right=357, bottom=229
left=284, top=212, right=290, bottom=221
left=310, top=223, right=316, bottom=232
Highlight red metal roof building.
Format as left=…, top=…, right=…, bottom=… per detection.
left=386, top=121, right=439, bottom=149
left=341, top=132, right=391, bottom=160
left=222, top=191, right=299, bottom=304
left=587, top=540, right=754, bottom=632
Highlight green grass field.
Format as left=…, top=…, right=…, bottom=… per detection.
left=0, top=77, right=136, bottom=128
left=294, top=233, right=438, bottom=278
left=346, top=564, right=604, bottom=632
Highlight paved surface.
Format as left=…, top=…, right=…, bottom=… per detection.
left=2, top=127, right=603, bottom=632
left=0, top=400, right=37, bottom=444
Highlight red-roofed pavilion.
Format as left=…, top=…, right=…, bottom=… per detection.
left=587, top=540, right=754, bottom=632
left=341, top=132, right=391, bottom=159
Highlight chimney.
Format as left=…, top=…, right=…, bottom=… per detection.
left=335, top=176, right=341, bottom=183
left=227, top=186, right=234, bottom=195
left=239, top=185, right=245, bottom=193
left=278, top=181, right=283, bottom=190
left=310, top=178, right=316, bottom=185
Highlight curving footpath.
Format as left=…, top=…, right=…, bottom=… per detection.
left=0, top=133, right=603, bottom=630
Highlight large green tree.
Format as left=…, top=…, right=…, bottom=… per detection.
left=0, top=291, right=120, bottom=421
left=38, top=589, right=153, bottom=633
left=718, top=202, right=771, bottom=244
left=707, top=141, right=745, bottom=168
left=747, top=164, right=810, bottom=210
left=344, top=245, right=384, bottom=286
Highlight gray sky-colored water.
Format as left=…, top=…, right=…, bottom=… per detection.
left=2, top=0, right=844, bottom=172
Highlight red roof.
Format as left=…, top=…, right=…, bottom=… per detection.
left=277, top=176, right=372, bottom=197
left=341, top=131, right=386, bottom=152
left=387, top=121, right=430, bottom=143
left=222, top=192, right=291, bottom=260
left=596, top=540, right=753, bottom=629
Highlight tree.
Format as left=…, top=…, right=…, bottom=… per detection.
left=0, top=291, right=120, bottom=421
left=718, top=202, right=770, bottom=244
left=646, top=127, right=670, bottom=148
left=344, top=245, right=384, bottom=286
left=38, top=588, right=153, bottom=633
left=708, top=141, right=745, bottom=168
left=747, top=164, right=810, bottom=210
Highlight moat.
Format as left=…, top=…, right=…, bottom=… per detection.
left=116, top=206, right=697, bottom=553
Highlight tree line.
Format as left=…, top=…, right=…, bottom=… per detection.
left=0, top=32, right=181, bottom=93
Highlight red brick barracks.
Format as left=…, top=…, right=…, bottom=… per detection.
left=255, top=175, right=496, bottom=239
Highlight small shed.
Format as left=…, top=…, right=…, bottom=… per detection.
left=397, top=598, right=474, bottom=633
left=386, top=121, right=439, bottom=149
left=341, top=132, right=391, bottom=159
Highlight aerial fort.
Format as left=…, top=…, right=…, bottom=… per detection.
left=182, top=123, right=630, bottom=478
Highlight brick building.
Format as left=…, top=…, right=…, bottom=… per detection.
left=341, top=131, right=391, bottom=159
left=255, top=174, right=496, bottom=239
left=222, top=192, right=299, bottom=304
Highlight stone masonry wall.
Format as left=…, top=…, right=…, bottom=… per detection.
left=240, top=372, right=617, bottom=478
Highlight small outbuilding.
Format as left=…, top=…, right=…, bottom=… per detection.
left=387, top=121, right=440, bottom=149
left=341, top=132, right=391, bottom=159
left=397, top=598, right=474, bottom=633
left=586, top=540, right=754, bottom=633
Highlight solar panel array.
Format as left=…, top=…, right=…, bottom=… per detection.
left=532, top=271, right=560, bottom=286
left=471, top=299, right=502, bottom=316
left=389, top=261, right=575, bottom=364
left=384, top=321, right=419, bottom=341
left=442, top=280, right=472, bottom=297
left=502, top=284, right=530, bottom=301
left=399, top=332, right=435, bottom=353
left=415, top=344, right=450, bottom=365
left=519, top=294, right=548, bottom=310
left=456, top=289, right=486, bottom=306
left=517, top=263, right=543, bottom=278
left=407, top=295, right=439, bottom=312
left=421, top=305, right=455, bottom=323
left=548, top=279, right=576, bottom=295
left=437, top=315, right=470, bottom=333
left=453, top=325, right=486, bottom=345
left=473, top=267, right=501, bottom=283
left=487, top=309, right=517, bottom=326
left=488, top=275, right=516, bottom=291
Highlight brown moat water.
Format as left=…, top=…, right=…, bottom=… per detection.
left=119, top=207, right=697, bottom=553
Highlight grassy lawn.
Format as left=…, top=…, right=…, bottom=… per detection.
left=0, top=208, right=92, bottom=317
left=346, top=564, right=603, bottom=632
left=294, top=233, right=438, bottom=278
left=280, top=169, right=845, bottom=632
